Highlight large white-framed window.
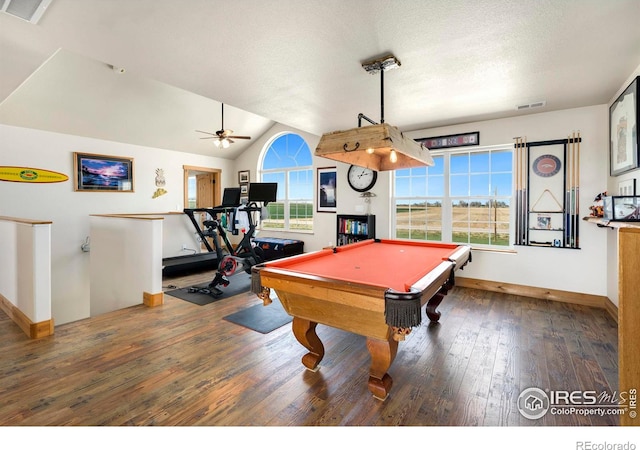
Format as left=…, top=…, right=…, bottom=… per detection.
left=393, top=144, right=513, bottom=247
left=259, top=132, right=313, bottom=231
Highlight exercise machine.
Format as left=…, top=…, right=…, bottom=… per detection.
left=183, top=182, right=277, bottom=296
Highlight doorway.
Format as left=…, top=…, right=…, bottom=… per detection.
left=183, top=165, right=221, bottom=208
left=183, top=165, right=221, bottom=249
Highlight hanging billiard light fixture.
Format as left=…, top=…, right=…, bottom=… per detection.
left=314, top=54, right=433, bottom=171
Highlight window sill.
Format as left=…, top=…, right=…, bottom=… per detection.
left=259, top=228, right=315, bottom=235
left=469, top=246, right=517, bottom=254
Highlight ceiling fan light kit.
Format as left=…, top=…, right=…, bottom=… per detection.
left=196, top=103, right=251, bottom=148
left=314, top=54, right=433, bottom=171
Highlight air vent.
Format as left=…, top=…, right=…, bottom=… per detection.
left=1, top=0, right=53, bottom=24
left=516, top=100, right=546, bottom=111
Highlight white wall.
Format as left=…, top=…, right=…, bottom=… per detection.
left=0, top=124, right=234, bottom=324
left=236, top=106, right=613, bottom=299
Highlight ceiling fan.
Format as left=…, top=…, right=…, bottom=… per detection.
left=196, top=103, right=251, bottom=148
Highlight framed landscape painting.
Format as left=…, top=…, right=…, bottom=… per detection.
left=74, top=152, right=134, bottom=192
left=317, top=167, right=337, bottom=213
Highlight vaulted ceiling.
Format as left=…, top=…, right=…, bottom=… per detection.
left=1, top=0, right=639, bottom=159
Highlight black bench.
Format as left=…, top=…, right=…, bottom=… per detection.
left=253, top=237, right=304, bottom=261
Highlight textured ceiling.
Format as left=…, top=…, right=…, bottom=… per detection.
left=1, top=0, right=639, bottom=159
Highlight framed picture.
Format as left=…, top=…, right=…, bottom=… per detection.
left=238, top=170, right=250, bottom=184
left=317, top=167, right=337, bottom=213
left=618, top=178, right=636, bottom=196
left=610, top=76, right=639, bottom=176
left=73, top=152, right=134, bottom=192
left=416, top=131, right=479, bottom=150
left=240, top=184, right=248, bottom=195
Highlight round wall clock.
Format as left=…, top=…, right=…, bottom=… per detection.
left=347, top=165, right=377, bottom=192
left=533, top=154, right=562, bottom=177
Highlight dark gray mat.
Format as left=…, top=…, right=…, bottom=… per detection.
left=223, top=298, right=292, bottom=334
left=165, top=274, right=251, bottom=306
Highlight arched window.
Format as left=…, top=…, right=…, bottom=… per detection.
left=259, top=133, right=313, bottom=231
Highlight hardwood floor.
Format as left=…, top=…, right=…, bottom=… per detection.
left=0, top=270, right=619, bottom=426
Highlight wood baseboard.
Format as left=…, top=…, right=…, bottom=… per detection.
left=143, top=291, right=164, bottom=307
left=0, top=293, right=54, bottom=339
left=456, top=277, right=609, bottom=310
left=603, top=297, right=618, bottom=323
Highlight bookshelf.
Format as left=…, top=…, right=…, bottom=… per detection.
left=336, top=214, right=375, bottom=246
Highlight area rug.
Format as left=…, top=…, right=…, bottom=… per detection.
left=223, top=298, right=292, bottom=334
left=165, top=273, right=251, bottom=306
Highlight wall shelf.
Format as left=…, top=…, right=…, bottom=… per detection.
left=336, top=214, right=375, bottom=246
left=582, top=216, right=640, bottom=229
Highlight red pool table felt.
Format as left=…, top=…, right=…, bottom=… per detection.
left=263, top=239, right=462, bottom=293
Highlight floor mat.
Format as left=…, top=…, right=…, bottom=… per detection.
left=223, top=298, right=292, bottom=333
left=165, top=274, right=251, bottom=306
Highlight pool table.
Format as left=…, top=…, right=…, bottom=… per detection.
left=252, top=238, right=471, bottom=400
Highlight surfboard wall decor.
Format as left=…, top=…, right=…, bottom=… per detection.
left=0, top=166, right=69, bottom=183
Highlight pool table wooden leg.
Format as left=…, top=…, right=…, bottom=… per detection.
left=366, top=336, right=399, bottom=400
left=426, top=290, right=446, bottom=322
left=292, top=317, right=324, bottom=372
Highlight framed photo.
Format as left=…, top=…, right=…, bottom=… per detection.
left=536, top=214, right=551, bottom=230
left=240, top=184, right=248, bottom=195
left=618, top=178, right=636, bottom=196
left=317, top=167, right=337, bottom=213
left=238, top=170, right=250, bottom=184
left=73, top=152, right=134, bottom=192
left=417, top=131, right=479, bottom=150
left=610, top=76, right=639, bottom=176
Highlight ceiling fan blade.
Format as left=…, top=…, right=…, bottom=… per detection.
left=196, top=130, right=217, bottom=136
left=228, top=136, right=251, bottom=140
left=199, top=136, right=215, bottom=139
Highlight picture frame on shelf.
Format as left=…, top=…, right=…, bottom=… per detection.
left=73, top=152, right=134, bottom=192
left=610, top=76, right=639, bottom=176
left=317, top=167, right=337, bottom=213
left=618, top=178, right=636, bottom=196
left=238, top=170, right=250, bottom=184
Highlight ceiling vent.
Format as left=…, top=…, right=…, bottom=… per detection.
left=516, top=100, right=546, bottom=111
left=1, top=0, right=53, bottom=24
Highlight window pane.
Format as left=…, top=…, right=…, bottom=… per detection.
left=427, top=174, right=444, bottom=196
left=262, top=172, right=285, bottom=200
left=429, top=155, right=444, bottom=175
left=450, top=174, right=469, bottom=196
left=396, top=177, right=410, bottom=197
left=491, top=173, right=512, bottom=196
left=263, top=134, right=312, bottom=169
left=263, top=202, right=284, bottom=228
left=470, top=152, right=490, bottom=172
left=410, top=176, right=427, bottom=197
left=491, top=150, right=513, bottom=172
left=289, top=200, right=313, bottom=230
left=409, top=200, right=426, bottom=240
left=450, top=154, right=469, bottom=174
left=395, top=200, right=411, bottom=239
left=470, top=174, right=490, bottom=196
left=289, top=169, right=313, bottom=199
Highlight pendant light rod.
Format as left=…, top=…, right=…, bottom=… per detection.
left=358, top=54, right=400, bottom=127
left=380, top=68, right=385, bottom=124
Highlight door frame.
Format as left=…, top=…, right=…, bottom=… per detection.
left=183, top=165, right=221, bottom=209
